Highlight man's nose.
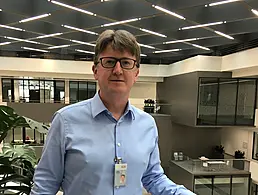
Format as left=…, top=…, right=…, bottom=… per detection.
left=112, top=61, right=123, bottom=74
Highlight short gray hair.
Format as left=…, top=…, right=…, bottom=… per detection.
left=94, top=30, right=141, bottom=67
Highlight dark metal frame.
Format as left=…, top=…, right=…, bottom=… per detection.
left=252, top=132, right=258, bottom=161
left=1, top=78, right=65, bottom=103
left=69, top=81, right=96, bottom=103
left=197, top=77, right=257, bottom=126
left=193, top=174, right=251, bottom=195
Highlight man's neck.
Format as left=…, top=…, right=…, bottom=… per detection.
left=99, top=91, right=129, bottom=120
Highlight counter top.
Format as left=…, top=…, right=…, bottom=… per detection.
left=170, top=160, right=251, bottom=176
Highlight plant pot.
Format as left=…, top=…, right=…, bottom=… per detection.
left=233, top=159, right=245, bottom=170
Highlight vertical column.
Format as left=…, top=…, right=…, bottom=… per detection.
left=65, top=79, right=70, bottom=104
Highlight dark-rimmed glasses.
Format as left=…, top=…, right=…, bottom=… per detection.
left=98, top=57, right=138, bottom=70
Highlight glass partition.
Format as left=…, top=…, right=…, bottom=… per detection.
left=194, top=176, right=212, bottom=195
left=213, top=176, right=231, bottom=195
left=217, top=79, right=238, bottom=125
left=197, top=77, right=257, bottom=126
left=197, top=78, right=219, bottom=125
left=236, top=80, right=256, bottom=125
left=232, top=176, right=250, bottom=195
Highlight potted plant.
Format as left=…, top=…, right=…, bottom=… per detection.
left=0, top=105, right=49, bottom=194
left=233, top=150, right=245, bottom=170
left=144, top=99, right=155, bottom=113
left=212, top=145, right=225, bottom=159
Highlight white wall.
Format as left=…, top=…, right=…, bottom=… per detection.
left=221, top=127, right=258, bottom=183
left=129, top=82, right=156, bottom=109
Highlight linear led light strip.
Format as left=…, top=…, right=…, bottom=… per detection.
left=101, top=18, right=141, bottom=27
left=252, top=9, right=258, bottom=16
left=70, top=39, right=95, bottom=47
left=22, top=47, right=49, bottom=53
left=49, top=0, right=96, bottom=16
left=192, top=44, right=210, bottom=51
left=0, top=42, right=11, bottom=46
left=48, top=45, right=70, bottom=49
left=5, top=36, right=40, bottom=44
left=152, top=5, right=186, bottom=20
left=215, top=31, right=234, bottom=40
left=153, top=49, right=181, bottom=53
left=76, top=49, right=94, bottom=54
left=0, top=24, right=25, bottom=31
left=138, top=43, right=155, bottom=49
left=140, top=28, right=167, bottom=38
left=36, top=33, right=63, bottom=39
left=140, top=54, right=147, bottom=57
left=62, top=25, right=98, bottom=35
left=164, top=38, right=199, bottom=44
left=206, top=0, right=241, bottom=7
left=19, top=13, right=51, bottom=23
left=180, top=21, right=225, bottom=30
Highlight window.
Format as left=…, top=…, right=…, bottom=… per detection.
left=2, top=78, right=65, bottom=103
left=2, top=78, right=14, bottom=102
left=69, top=81, right=96, bottom=103
left=197, top=78, right=257, bottom=126
left=253, top=132, right=258, bottom=160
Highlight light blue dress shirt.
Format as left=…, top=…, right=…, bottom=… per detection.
left=31, top=93, right=195, bottom=195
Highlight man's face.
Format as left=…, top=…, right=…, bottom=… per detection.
left=93, top=44, right=139, bottom=96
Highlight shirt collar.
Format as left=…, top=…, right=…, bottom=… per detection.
left=91, top=92, right=135, bottom=120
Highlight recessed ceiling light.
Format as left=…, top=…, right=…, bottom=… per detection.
left=101, top=18, right=140, bottom=27
left=0, top=9, right=2, bottom=11
left=0, top=24, right=25, bottom=31
left=48, top=45, right=70, bottom=49
left=164, top=38, right=198, bottom=44
left=180, top=21, right=224, bottom=30
left=138, top=43, right=155, bottom=49
left=70, top=39, right=95, bottom=47
left=0, top=42, right=11, bottom=46
left=22, top=47, right=49, bottom=53
left=5, top=36, right=40, bottom=44
left=50, top=0, right=96, bottom=16
left=207, top=0, right=241, bottom=7
left=62, top=24, right=98, bottom=35
left=252, top=9, right=258, bottom=16
left=192, top=44, right=210, bottom=51
left=152, top=5, right=186, bottom=20
left=140, top=28, right=167, bottom=38
left=153, top=49, right=181, bottom=53
left=215, top=31, right=234, bottom=40
left=75, top=49, right=95, bottom=54
left=19, top=13, right=51, bottom=23
left=36, top=33, right=63, bottom=39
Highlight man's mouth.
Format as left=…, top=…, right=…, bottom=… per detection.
left=110, top=80, right=124, bottom=82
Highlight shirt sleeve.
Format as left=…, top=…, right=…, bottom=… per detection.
left=30, top=112, right=66, bottom=195
left=141, top=121, right=196, bottom=195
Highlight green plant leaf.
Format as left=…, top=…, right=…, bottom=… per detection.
left=2, top=144, right=37, bottom=167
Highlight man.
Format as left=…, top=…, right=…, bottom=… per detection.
left=31, top=29, right=195, bottom=195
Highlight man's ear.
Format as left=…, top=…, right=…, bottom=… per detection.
left=134, top=69, right=139, bottom=83
left=92, top=65, right=98, bottom=79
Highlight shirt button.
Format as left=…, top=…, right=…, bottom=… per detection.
left=117, top=143, right=121, bottom=147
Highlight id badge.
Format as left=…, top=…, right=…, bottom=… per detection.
left=114, top=163, right=127, bottom=187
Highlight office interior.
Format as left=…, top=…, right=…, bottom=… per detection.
left=1, top=0, right=258, bottom=194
